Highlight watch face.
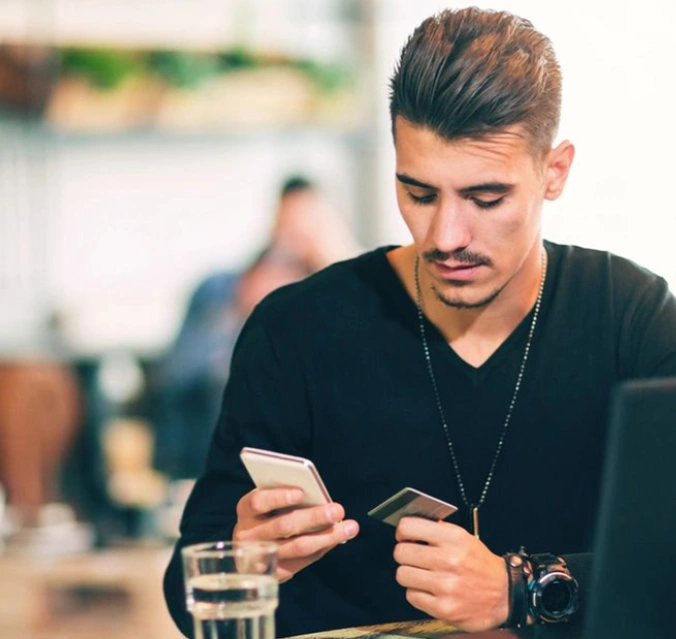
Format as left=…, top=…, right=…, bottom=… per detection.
left=542, top=578, right=574, bottom=614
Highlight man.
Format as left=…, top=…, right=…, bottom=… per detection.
left=164, top=8, right=676, bottom=637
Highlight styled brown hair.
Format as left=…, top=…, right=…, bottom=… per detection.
left=390, top=7, right=562, bottom=157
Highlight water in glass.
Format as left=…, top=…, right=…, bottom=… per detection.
left=187, top=572, right=278, bottom=639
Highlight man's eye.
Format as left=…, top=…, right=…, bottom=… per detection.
left=472, top=196, right=505, bottom=210
left=408, top=192, right=437, bottom=205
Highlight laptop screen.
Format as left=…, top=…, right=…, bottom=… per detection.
left=584, top=376, right=676, bottom=639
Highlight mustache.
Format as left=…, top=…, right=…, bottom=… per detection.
left=422, top=248, right=492, bottom=267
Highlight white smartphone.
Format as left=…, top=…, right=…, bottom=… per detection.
left=368, top=487, right=458, bottom=527
left=240, top=447, right=332, bottom=507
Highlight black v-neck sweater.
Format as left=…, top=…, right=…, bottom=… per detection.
left=165, top=241, right=676, bottom=637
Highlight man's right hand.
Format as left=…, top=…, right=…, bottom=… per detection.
left=233, top=487, right=360, bottom=583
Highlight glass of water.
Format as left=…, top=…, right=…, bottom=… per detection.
left=182, top=540, right=279, bottom=639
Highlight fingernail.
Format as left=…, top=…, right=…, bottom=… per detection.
left=342, top=521, right=358, bottom=539
left=327, top=504, right=342, bottom=523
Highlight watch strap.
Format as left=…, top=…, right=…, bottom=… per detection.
left=503, top=551, right=530, bottom=627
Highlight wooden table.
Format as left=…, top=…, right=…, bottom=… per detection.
left=285, top=618, right=585, bottom=639
left=0, top=545, right=184, bottom=639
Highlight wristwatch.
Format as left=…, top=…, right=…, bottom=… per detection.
left=528, top=553, right=579, bottom=623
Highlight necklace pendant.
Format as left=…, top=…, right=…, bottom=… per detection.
left=471, top=505, right=480, bottom=539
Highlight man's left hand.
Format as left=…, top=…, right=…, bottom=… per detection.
left=394, top=517, right=508, bottom=632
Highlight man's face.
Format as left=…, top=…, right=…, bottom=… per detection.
left=273, top=190, right=327, bottom=251
left=394, top=117, right=552, bottom=310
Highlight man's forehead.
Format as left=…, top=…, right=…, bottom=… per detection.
left=455, top=129, right=531, bottom=160
left=394, top=118, right=538, bottom=178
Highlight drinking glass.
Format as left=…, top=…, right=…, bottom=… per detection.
left=182, top=540, right=279, bottom=639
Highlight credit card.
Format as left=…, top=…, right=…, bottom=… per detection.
left=367, top=487, right=458, bottom=527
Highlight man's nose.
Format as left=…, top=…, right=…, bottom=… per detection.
left=430, top=201, right=472, bottom=254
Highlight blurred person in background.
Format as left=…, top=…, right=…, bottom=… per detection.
left=151, top=175, right=360, bottom=480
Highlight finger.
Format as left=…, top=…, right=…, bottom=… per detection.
left=393, top=541, right=441, bottom=571
left=238, top=487, right=304, bottom=518
left=395, top=517, right=467, bottom=545
left=256, top=502, right=346, bottom=540
left=395, top=564, right=439, bottom=593
left=277, top=519, right=359, bottom=561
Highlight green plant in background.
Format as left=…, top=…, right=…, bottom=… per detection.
left=148, top=51, right=220, bottom=89
left=57, top=46, right=356, bottom=96
left=216, top=46, right=259, bottom=72
left=60, top=48, right=144, bottom=90
left=293, top=58, right=354, bottom=94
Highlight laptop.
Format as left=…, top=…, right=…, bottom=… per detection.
left=583, top=376, right=676, bottom=639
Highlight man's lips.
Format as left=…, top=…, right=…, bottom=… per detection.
left=432, top=261, right=486, bottom=280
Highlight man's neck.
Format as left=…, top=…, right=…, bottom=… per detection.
left=388, top=243, right=545, bottom=368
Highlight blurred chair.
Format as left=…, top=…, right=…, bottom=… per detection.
left=0, top=360, right=81, bottom=526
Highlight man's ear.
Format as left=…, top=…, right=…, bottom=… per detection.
left=543, top=140, right=575, bottom=201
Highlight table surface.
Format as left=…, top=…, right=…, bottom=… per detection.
left=284, top=618, right=585, bottom=639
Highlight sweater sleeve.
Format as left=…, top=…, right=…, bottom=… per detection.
left=163, top=303, right=313, bottom=637
left=618, top=274, right=676, bottom=378
left=558, top=275, right=676, bottom=627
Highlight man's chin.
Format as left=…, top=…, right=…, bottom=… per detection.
left=432, top=284, right=504, bottom=310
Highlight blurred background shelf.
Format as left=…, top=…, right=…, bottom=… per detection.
left=0, top=0, right=378, bottom=355
left=0, top=44, right=365, bottom=133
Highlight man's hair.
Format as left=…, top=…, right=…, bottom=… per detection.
left=389, top=7, right=562, bottom=157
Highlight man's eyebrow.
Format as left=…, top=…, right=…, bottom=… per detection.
left=459, top=183, right=514, bottom=196
left=396, top=174, right=515, bottom=196
left=396, top=173, right=437, bottom=190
